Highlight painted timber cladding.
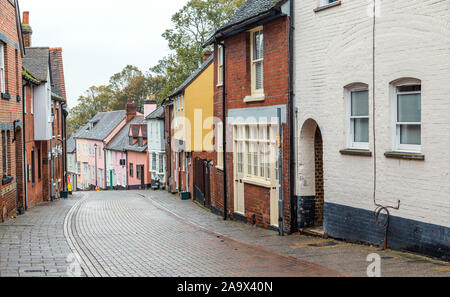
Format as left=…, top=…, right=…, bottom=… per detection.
left=294, top=0, right=450, bottom=258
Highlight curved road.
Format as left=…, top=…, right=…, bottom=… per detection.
left=64, top=191, right=341, bottom=277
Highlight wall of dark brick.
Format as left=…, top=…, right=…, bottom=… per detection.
left=324, top=202, right=450, bottom=260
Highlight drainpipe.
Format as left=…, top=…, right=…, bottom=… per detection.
left=277, top=108, right=284, bottom=236
left=288, top=0, right=297, bottom=233
left=94, top=144, right=98, bottom=188
left=22, top=82, right=28, bottom=210
left=50, top=137, right=54, bottom=201
left=216, top=39, right=227, bottom=220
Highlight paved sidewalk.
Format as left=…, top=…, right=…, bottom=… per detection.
left=136, top=189, right=450, bottom=277
left=0, top=194, right=84, bottom=277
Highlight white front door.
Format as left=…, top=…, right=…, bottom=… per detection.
left=234, top=126, right=245, bottom=214
left=270, top=125, right=280, bottom=227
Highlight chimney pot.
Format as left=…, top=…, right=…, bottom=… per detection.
left=23, top=12, right=29, bottom=25
left=203, top=51, right=212, bottom=62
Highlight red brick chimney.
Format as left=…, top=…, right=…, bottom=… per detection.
left=203, top=51, right=212, bottom=62
left=22, top=12, right=33, bottom=47
left=126, top=101, right=137, bottom=122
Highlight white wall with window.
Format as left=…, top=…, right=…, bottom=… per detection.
left=294, top=0, right=450, bottom=230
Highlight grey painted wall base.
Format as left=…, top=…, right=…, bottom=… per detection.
left=324, top=202, right=450, bottom=260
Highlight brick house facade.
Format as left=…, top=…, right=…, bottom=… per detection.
left=21, top=12, right=68, bottom=207
left=0, top=0, right=25, bottom=221
left=207, top=0, right=294, bottom=233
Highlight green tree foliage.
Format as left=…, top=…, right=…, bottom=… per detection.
left=67, top=0, right=243, bottom=136
left=150, top=0, right=245, bottom=100
left=67, top=66, right=164, bottom=136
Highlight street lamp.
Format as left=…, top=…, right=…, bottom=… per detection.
left=94, top=144, right=98, bottom=188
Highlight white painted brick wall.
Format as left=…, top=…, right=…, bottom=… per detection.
left=294, top=0, right=450, bottom=227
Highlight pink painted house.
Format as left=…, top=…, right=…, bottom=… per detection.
left=75, top=103, right=139, bottom=190
left=105, top=101, right=157, bottom=190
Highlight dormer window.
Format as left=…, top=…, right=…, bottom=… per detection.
left=138, top=137, right=143, bottom=147
left=129, top=136, right=134, bottom=145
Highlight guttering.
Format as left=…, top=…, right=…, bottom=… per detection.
left=203, top=3, right=286, bottom=47
left=288, top=0, right=296, bottom=233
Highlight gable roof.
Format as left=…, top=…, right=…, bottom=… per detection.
left=22, top=47, right=50, bottom=82
left=76, top=111, right=126, bottom=141
left=106, top=116, right=148, bottom=153
left=146, top=105, right=165, bottom=120
left=67, top=127, right=84, bottom=153
left=205, top=0, right=287, bottom=46
left=169, top=54, right=214, bottom=98
left=49, top=48, right=67, bottom=100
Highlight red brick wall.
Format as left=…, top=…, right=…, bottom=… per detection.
left=211, top=16, right=292, bottom=232
left=0, top=0, right=24, bottom=220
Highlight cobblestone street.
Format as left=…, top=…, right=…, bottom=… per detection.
left=0, top=190, right=449, bottom=277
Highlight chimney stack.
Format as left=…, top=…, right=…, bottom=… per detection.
left=22, top=12, right=32, bottom=47
left=144, top=93, right=158, bottom=118
left=203, top=51, right=212, bottom=62
left=126, top=101, right=137, bottom=122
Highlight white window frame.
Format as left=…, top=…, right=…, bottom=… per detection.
left=217, top=45, right=224, bottom=86
left=250, top=27, right=264, bottom=95
left=391, top=78, right=422, bottom=153
left=345, top=84, right=370, bottom=150
left=0, top=43, right=5, bottom=94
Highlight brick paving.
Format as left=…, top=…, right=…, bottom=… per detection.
left=0, top=195, right=84, bottom=277
left=136, top=189, right=450, bottom=277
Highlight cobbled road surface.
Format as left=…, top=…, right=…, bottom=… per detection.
left=1, top=190, right=448, bottom=277
left=65, top=191, right=341, bottom=277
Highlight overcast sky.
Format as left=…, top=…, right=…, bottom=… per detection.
left=19, top=0, right=188, bottom=109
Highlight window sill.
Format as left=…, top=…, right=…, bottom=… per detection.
left=242, top=177, right=271, bottom=188
left=1, top=92, right=11, bottom=100
left=216, top=83, right=223, bottom=88
left=216, top=165, right=224, bottom=171
left=244, top=94, right=265, bottom=103
left=340, top=149, right=372, bottom=157
left=314, top=1, right=342, bottom=13
left=385, top=151, right=425, bottom=161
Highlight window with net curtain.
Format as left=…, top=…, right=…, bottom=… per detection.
left=252, top=29, right=264, bottom=93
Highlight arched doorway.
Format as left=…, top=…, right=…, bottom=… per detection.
left=298, top=119, right=324, bottom=231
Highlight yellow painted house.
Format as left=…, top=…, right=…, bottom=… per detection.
left=170, top=54, right=214, bottom=153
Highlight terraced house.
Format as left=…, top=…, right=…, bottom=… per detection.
left=205, top=0, right=293, bottom=233
left=0, top=0, right=25, bottom=221
left=21, top=11, right=68, bottom=206
left=293, top=0, right=449, bottom=259
left=75, top=110, right=127, bottom=190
